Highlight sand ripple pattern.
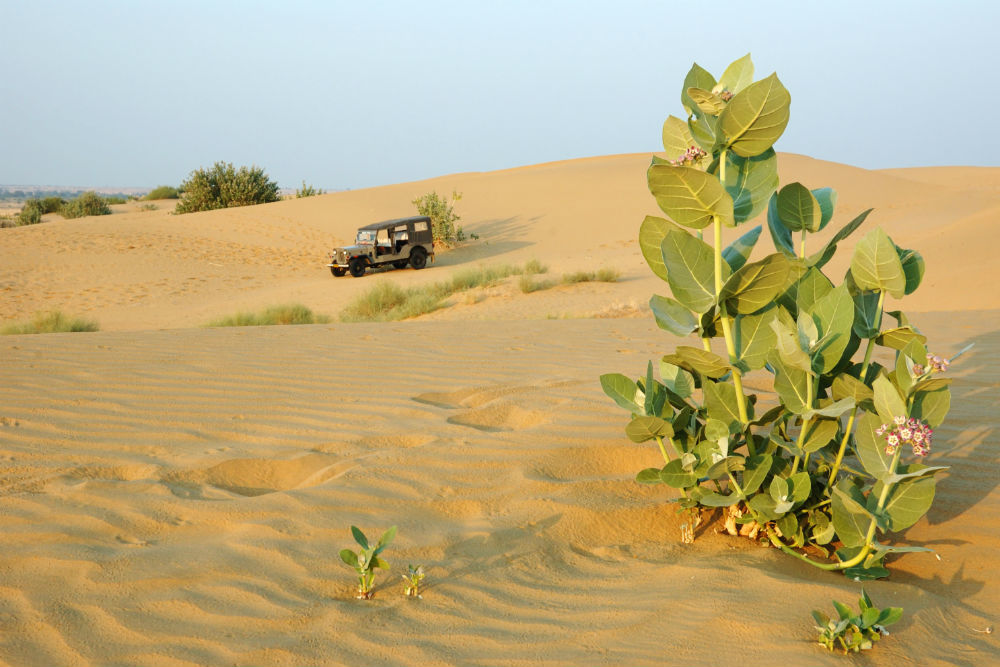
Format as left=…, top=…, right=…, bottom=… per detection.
left=0, top=316, right=997, bottom=666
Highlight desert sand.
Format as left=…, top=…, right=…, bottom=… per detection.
left=0, top=153, right=998, bottom=666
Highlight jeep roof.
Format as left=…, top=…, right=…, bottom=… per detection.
left=357, top=215, right=432, bottom=231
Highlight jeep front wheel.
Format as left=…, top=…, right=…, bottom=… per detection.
left=348, top=258, right=367, bottom=277
left=330, top=267, right=347, bottom=277
left=410, top=248, right=428, bottom=270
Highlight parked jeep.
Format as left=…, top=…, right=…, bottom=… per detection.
left=327, top=216, right=435, bottom=277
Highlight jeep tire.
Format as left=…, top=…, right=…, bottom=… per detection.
left=392, top=259, right=409, bottom=269
left=330, top=267, right=347, bottom=277
left=348, top=258, right=367, bottom=277
left=410, top=248, right=428, bottom=270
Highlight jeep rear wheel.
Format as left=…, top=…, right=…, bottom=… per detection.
left=330, top=267, right=347, bottom=277
left=348, top=258, right=367, bottom=277
left=410, top=248, right=428, bottom=270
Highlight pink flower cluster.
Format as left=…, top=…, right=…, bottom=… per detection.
left=669, top=145, right=708, bottom=167
left=876, top=416, right=933, bottom=457
left=911, top=352, right=950, bottom=377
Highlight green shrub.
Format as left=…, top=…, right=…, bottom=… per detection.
left=562, top=268, right=621, bottom=284
left=295, top=181, right=324, bottom=198
left=17, top=199, right=43, bottom=225
left=2, top=311, right=99, bottom=334
left=524, top=258, right=549, bottom=275
left=175, top=162, right=280, bottom=214
left=40, top=197, right=66, bottom=213
left=519, top=274, right=556, bottom=293
left=103, top=196, right=127, bottom=205
left=60, top=191, right=112, bottom=219
left=207, top=304, right=330, bottom=327
left=412, top=190, right=465, bottom=246
left=144, top=185, right=179, bottom=200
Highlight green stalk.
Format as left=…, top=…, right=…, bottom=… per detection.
left=769, top=448, right=901, bottom=571
left=790, top=378, right=816, bottom=475
left=655, top=435, right=672, bottom=463
left=799, top=229, right=807, bottom=259
left=826, top=290, right=886, bottom=489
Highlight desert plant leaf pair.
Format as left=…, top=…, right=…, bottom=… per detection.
left=602, top=53, right=967, bottom=580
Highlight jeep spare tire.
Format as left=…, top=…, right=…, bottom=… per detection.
left=410, top=248, right=427, bottom=270
left=348, top=258, right=367, bottom=277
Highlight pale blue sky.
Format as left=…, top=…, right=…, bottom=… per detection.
left=2, top=0, right=997, bottom=189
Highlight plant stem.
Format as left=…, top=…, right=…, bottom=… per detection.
left=799, top=229, right=807, bottom=259
left=826, top=290, right=886, bottom=489
left=655, top=436, right=671, bottom=463
left=702, top=337, right=713, bottom=353
left=791, top=379, right=816, bottom=475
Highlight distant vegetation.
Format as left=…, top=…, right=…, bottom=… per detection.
left=175, top=162, right=280, bottom=214
left=2, top=311, right=99, bottom=335
left=60, top=191, right=112, bottom=219
left=295, top=181, right=324, bottom=198
left=207, top=304, right=330, bottom=327
left=412, top=190, right=467, bottom=246
left=143, top=185, right=179, bottom=200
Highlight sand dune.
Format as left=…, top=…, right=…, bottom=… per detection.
left=1, top=154, right=998, bottom=666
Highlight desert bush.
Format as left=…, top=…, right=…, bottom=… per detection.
left=17, top=199, right=43, bottom=225
left=524, top=258, right=549, bottom=275
left=40, top=197, right=66, bottom=213
left=2, top=311, right=99, bottom=334
left=601, top=54, right=965, bottom=580
left=175, top=162, right=280, bottom=214
left=103, top=196, right=127, bottom=205
left=295, top=181, right=324, bottom=198
left=60, top=191, right=112, bottom=219
left=207, top=304, right=330, bottom=327
left=412, top=190, right=465, bottom=245
left=519, top=274, right=556, bottom=293
left=563, top=268, right=621, bottom=284
left=144, top=185, right=179, bottom=200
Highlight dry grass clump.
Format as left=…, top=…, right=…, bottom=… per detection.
left=562, top=267, right=621, bottom=284
left=2, top=311, right=99, bottom=335
left=207, top=304, right=330, bottom=327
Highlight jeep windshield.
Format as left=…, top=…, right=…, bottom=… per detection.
left=356, top=230, right=375, bottom=245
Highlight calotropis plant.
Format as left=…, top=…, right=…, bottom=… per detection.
left=602, top=54, right=970, bottom=579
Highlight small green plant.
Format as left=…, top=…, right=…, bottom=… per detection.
left=144, top=185, right=179, bottom=200
left=402, top=564, right=425, bottom=597
left=524, top=258, right=549, bottom=275
left=60, top=191, right=112, bottom=219
left=175, top=162, right=280, bottom=214
left=2, top=311, right=99, bottom=334
left=139, top=203, right=158, bottom=212
left=519, top=274, right=555, bottom=294
left=103, top=196, right=128, bottom=205
left=563, top=268, right=621, bottom=284
left=17, top=199, right=43, bottom=225
left=412, top=190, right=465, bottom=245
left=813, top=589, right=901, bottom=654
left=295, top=181, right=324, bottom=198
left=207, top=304, right=330, bottom=327
left=340, top=526, right=396, bottom=599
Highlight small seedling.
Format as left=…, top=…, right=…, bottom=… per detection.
left=403, top=564, right=425, bottom=598
left=339, top=525, right=396, bottom=599
left=813, top=589, right=902, bottom=654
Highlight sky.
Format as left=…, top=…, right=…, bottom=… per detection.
left=1, top=0, right=998, bottom=190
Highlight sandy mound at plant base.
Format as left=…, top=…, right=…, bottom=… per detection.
left=1, top=312, right=997, bottom=667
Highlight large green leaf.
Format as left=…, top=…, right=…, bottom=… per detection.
left=776, top=182, right=821, bottom=233
left=722, top=225, right=762, bottom=272
left=687, top=87, right=727, bottom=116
left=897, top=247, right=925, bottom=295
left=719, top=253, right=791, bottom=315
left=703, top=380, right=743, bottom=432
left=873, top=374, right=907, bottom=424
left=767, top=193, right=795, bottom=257
left=832, top=480, right=874, bottom=548
left=802, top=397, right=855, bottom=421
left=854, top=410, right=893, bottom=477
left=742, top=454, right=772, bottom=495
left=808, top=208, right=873, bottom=269
left=662, top=346, right=731, bottom=378
left=681, top=62, right=717, bottom=117
left=812, top=187, right=837, bottom=231
left=724, top=150, right=778, bottom=224
left=876, top=326, right=927, bottom=352
left=649, top=295, right=698, bottom=337
left=688, top=114, right=720, bottom=152
left=768, top=349, right=811, bottom=414
left=661, top=228, right=723, bottom=313
left=875, top=476, right=936, bottom=531
left=600, top=373, right=641, bottom=413
left=850, top=228, right=906, bottom=298
left=910, top=386, right=950, bottom=428
left=626, top=416, right=674, bottom=443
left=639, top=215, right=678, bottom=282
left=801, top=418, right=839, bottom=454
left=717, top=53, right=754, bottom=95
left=662, top=115, right=695, bottom=159
left=832, top=373, right=874, bottom=403
left=809, top=283, right=854, bottom=373
left=660, top=459, right=697, bottom=488
left=770, top=317, right=813, bottom=374
left=700, top=490, right=743, bottom=507
left=659, top=361, right=695, bottom=399
left=779, top=265, right=833, bottom=317
left=719, top=73, right=791, bottom=158
left=735, top=306, right=778, bottom=370
left=852, top=290, right=882, bottom=339
left=648, top=165, right=735, bottom=229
